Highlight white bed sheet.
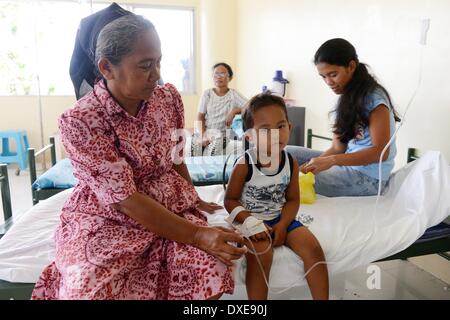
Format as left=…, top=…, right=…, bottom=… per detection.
left=0, top=151, right=449, bottom=289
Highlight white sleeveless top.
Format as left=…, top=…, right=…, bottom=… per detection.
left=239, top=148, right=293, bottom=221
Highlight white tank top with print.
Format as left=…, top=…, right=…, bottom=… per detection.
left=239, top=148, right=292, bottom=221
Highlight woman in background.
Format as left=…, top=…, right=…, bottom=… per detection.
left=194, top=62, right=247, bottom=156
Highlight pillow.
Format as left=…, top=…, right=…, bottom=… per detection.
left=32, top=158, right=78, bottom=189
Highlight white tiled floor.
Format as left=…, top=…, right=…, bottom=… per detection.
left=1, top=164, right=449, bottom=300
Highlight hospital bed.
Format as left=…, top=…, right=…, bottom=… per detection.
left=306, top=129, right=450, bottom=262
left=1, top=138, right=449, bottom=299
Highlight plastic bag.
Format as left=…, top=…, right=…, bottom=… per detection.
left=299, top=172, right=316, bottom=204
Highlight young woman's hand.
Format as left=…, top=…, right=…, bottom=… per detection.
left=299, top=163, right=308, bottom=174
left=270, top=223, right=288, bottom=247
left=198, top=199, right=223, bottom=213
left=302, top=156, right=336, bottom=174
left=225, top=111, right=236, bottom=127
left=193, top=226, right=247, bottom=266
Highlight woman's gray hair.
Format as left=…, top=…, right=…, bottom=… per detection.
left=95, top=14, right=155, bottom=68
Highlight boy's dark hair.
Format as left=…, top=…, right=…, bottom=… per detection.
left=212, top=62, right=233, bottom=79
left=242, top=92, right=289, bottom=131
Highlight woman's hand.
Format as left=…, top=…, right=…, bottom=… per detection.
left=225, top=111, right=236, bottom=127
left=302, top=156, right=336, bottom=174
left=201, top=136, right=211, bottom=147
left=270, top=223, right=287, bottom=247
left=198, top=199, right=223, bottom=213
left=193, top=226, right=247, bottom=266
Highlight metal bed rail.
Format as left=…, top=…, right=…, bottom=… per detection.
left=28, top=136, right=57, bottom=205
left=305, top=129, right=450, bottom=262
left=405, top=147, right=450, bottom=262
left=306, top=128, right=332, bottom=149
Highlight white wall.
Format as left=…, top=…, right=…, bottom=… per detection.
left=200, top=0, right=237, bottom=91
left=235, top=0, right=450, bottom=168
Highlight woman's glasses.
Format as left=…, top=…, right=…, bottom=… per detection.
left=213, top=72, right=229, bottom=79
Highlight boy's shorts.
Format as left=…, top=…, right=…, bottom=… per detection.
left=264, top=216, right=303, bottom=233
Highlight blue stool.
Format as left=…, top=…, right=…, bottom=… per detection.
left=0, top=130, right=29, bottom=173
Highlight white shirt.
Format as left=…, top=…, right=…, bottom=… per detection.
left=198, top=88, right=247, bottom=133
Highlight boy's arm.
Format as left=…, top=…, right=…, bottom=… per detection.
left=224, top=157, right=252, bottom=223
left=279, top=158, right=300, bottom=226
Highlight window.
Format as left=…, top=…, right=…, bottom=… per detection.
left=134, top=7, right=195, bottom=94
left=0, top=1, right=37, bottom=95
left=0, top=1, right=195, bottom=96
